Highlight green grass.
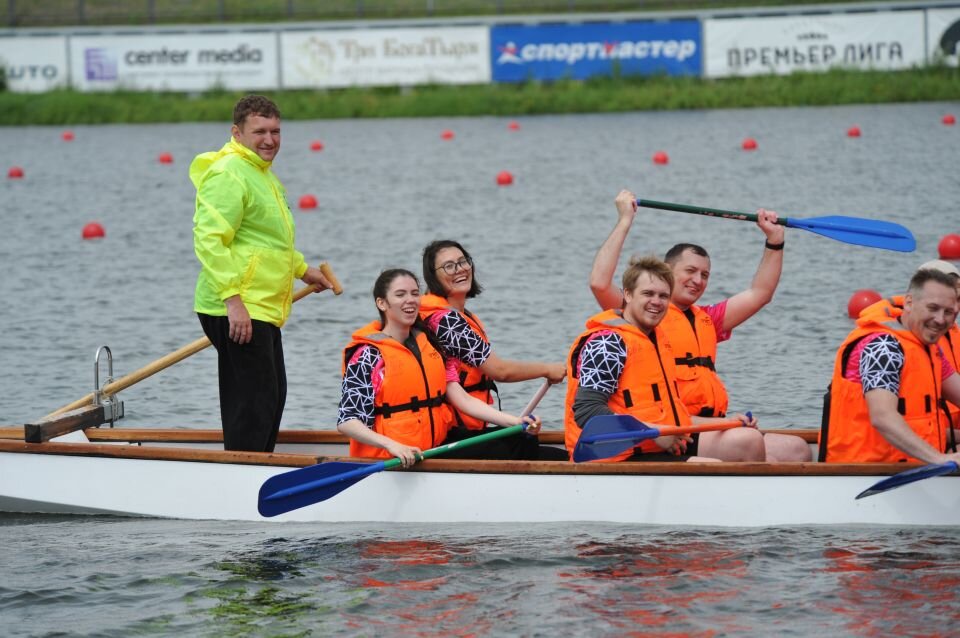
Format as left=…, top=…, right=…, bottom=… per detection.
left=1, top=67, right=957, bottom=125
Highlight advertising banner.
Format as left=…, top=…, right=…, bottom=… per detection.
left=928, top=8, right=960, bottom=67
left=704, top=11, right=925, bottom=78
left=69, top=32, right=277, bottom=91
left=491, top=21, right=700, bottom=82
left=0, top=36, right=68, bottom=92
left=281, top=27, right=489, bottom=88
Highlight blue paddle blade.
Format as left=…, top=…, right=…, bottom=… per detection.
left=786, top=215, right=915, bottom=252
left=855, top=461, right=959, bottom=500
left=258, top=460, right=386, bottom=517
left=573, top=415, right=660, bottom=462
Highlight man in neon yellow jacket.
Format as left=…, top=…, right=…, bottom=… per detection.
left=192, top=95, right=331, bottom=452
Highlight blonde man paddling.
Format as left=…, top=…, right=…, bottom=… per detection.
left=589, top=189, right=809, bottom=462
left=192, top=95, right=331, bottom=452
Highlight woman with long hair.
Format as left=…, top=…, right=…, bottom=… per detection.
left=337, top=268, right=542, bottom=466
left=421, top=240, right=567, bottom=460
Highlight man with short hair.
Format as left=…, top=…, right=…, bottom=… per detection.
left=192, top=94, right=331, bottom=452
left=589, top=189, right=809, bottom=462
left=850, top=259, right=960, bottom=441
left=565, top=255, right=756, bottom=462
left=820, top=267, right=960, bottom=464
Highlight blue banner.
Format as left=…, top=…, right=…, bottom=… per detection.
left=491, top=21, right=701, bottom=82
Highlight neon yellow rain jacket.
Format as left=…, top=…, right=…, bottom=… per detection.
left=191, top=138, right=308, bottom=327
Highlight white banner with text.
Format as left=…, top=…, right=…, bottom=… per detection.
left=0, top=36, right=68, bottom=92
left=704, top=11, right=925, bottom=78
left=280, top=26, right=490, bottom=88
left=68, top=32, right=278, bottom=91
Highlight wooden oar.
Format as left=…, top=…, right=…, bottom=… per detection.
left=636, top=198, right=916, bottom=253
left=855, top=460, right=959, bottom=499
left=258, top=380, right=552, bottom=517
left=43, top=262, right=343, bottom=420
left=573, top=414, right=745, bottom=462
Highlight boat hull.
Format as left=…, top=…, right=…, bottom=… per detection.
left=2, top=448, right=958, bottom=526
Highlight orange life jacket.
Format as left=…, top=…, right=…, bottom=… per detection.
left=659, top=303, right=729, bottom=417
left=419, top=293, right=497, bottom=430
left=859, top=295, right=959, bottom=442
left=564, top=309, right=692, bottom=461
left=342, top=322, right=451, bottom=459
left=819, top=309, right=946, bottom=463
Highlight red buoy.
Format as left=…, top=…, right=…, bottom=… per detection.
left=62, top=131, right=75, bottom=142
left=7, top=166, right=24, bottom=179
left=158, top=152, right=173, bottom=164
left=496, top=171, right=513, bottom=186
left=938, top=234, right=960, bottom=260
left=742, top=137, right=758, bottom=151
left=310, top=140, right=324, bottom=152
left=441, top=130, right=455, bottom=140
left=943, top=114, right=956, bottom=126
left=652, top=151, right=669, bottom=165
left=298, top=194, right=318, bottom=210
left=82, top=222, right=105, bottom=240
left=508, top=121, right=520, bottom=131
left=847, top=289, right=881, bottom=318
left=847, top=126, right=861, bottom=138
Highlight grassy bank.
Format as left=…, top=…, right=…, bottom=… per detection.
left=1, top=67, right=958, bottom=125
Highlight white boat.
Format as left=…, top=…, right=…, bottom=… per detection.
left=1, top=425, right=957, bottom=526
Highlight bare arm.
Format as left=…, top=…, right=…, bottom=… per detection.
left=865, top=389, right=959, bottom=464
left=589, top=189, right=637, bottom=310
left=480, top=351, right=566, bottom=384
left=446, top=383, right=541, bottom=433
left=721, top=208, right=785, bottom=332
left=336, top=419, right=422, bottom=467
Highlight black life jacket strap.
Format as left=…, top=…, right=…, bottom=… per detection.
left=375, top=393, right=446, bottom=419
left=674, top=354, right=716, bottom=371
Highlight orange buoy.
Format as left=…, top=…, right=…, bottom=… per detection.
left=943, top=114, right=956, bottom=126
left=847, top=289, right=881, bottom=318
left=847, top=126, right=861, bottom=138
left=310, top=140, right=324, bottom=152
left=298, top=194, right=318, bottom=210
left=652, top=151, right=669, bottom=165
left=62, top=131, right=75, bottom=141
left=496, top=170, right=513, bottom=186
left=441, top=130, right=455, bottom=140
left=742, top=137, right=757, bottom=151
left=7, top=166, right=24, bottom=179
left=82, top=222, right=105, bottom=240
left=938, top=234, right=960, bottom=260
left=158, top=152, right=173, bottom=164
left=508, top=121, right=520, bottom=131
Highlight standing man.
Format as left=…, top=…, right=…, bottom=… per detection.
left=589, top=189, right=809, bottom=462
left=820, top=267, right=960, bottom=464
left=192, top=95, right=331, bottom=452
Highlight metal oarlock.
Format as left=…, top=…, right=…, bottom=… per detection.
left=93, top=346, right=124, bottom=427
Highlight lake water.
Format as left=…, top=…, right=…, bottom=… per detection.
left=2, top=102, right=959, bottom=635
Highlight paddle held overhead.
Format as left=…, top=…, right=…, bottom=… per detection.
left=636, top=199, right=916, bottom=253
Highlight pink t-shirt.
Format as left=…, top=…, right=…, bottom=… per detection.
left=701, top=300, right=732, bottom=344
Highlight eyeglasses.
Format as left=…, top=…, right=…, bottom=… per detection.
left=435, top=256, right=473, bottom=275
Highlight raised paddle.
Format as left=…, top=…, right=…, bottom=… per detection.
left=573, top=414, right=747, bottom=462
left=258, top=380, right=552, bottom=517
left=636, top=198, right=916, bottom=253
left=43, top=262, right=343, bottom=420
left=855, top=460, right=959, bottom=499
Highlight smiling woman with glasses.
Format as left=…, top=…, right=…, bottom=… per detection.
left=420, top=239, right=568, bottom=461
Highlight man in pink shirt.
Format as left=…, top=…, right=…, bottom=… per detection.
left=589, top=189, right=809, bottom=462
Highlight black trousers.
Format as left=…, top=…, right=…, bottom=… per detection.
left=198, top=313, right=286, bottom=453
left=441, top=426, right=568, bottom=461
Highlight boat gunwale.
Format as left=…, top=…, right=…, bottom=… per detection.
left=0, top=437, right=932, bottom=478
